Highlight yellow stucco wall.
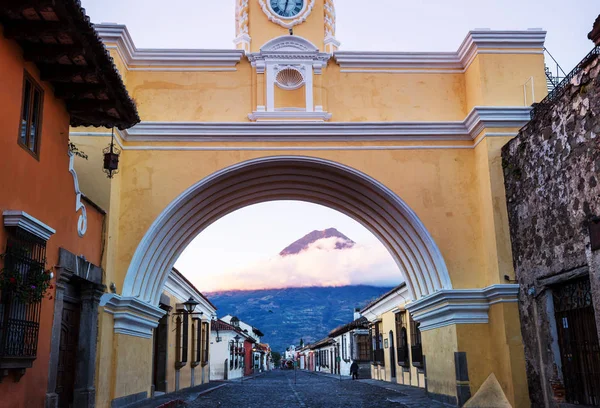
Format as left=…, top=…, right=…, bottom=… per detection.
left=422, top=325, right=459, bottom=400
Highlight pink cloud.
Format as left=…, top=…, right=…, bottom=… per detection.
left=192, top=237, right=402, bottom=292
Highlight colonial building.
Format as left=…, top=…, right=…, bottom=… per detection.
left=502, top=16, right=600, bottom=408
left=361, top=284, right=427, bottom=389
left=153, top=268, right=216, bottom=396
left=220, top=315, right=269, bottom=375
left=0, top=1, right=138, bottom=407
left=328, top=310, right=372, bottom=378
left=310, top=337, right=338, bottom=374
left=62, top=0, right=550, bottom=405
left=209, top=319, right=252, bottom=380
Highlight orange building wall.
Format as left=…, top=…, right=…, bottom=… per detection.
left=0, top=27, right=106, bottom=408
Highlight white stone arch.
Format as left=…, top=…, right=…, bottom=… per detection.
left=122, top=156, right=452, bottom=306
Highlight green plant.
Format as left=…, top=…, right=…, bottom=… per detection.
left=68, top=141, right=88, bottom=160
left=0, top=253, right=53, bottom=304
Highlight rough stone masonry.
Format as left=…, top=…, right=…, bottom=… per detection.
left=502, top=21, right=600, bottom=408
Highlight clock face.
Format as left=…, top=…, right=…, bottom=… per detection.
left=270, top=0, right=305, bottom=18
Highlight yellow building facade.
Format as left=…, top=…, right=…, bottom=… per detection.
left=70, top=1, right=548, bottom=406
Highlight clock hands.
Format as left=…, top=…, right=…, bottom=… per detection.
left=284, top=0, right=290, bottom=16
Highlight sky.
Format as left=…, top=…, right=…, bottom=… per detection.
left=80, top=0, right=597, bottom=291
left=81, top=0, right=597, bottom=72
left=174, top=202, right=401, bottom=292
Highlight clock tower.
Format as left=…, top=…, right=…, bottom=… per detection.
left=234, top=0, right=340, bottom=53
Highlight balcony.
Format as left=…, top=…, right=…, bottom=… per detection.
left=397, top=346, right=410, bottom=367
left=372, top=348, right=385, bottom=365
left=411, top=344, right=423, bottom=368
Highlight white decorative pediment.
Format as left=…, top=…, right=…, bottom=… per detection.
left=261, top=35, right=318, bottom=52
left=3, top=210, right=55, bottom=241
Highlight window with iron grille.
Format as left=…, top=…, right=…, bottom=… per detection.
left=229, top=341, right=234, bottom=370
left=192, top=318, right=201, bottom=367
left=410, top=315, right=423, bottom=367
left=201, top=321, right=209, bottom=365
left=395, top=312, right=410, bottom=367
left=371, top=323, right=384, bottom=365
left=0, top=228, right=46, bottom=375
left=356, top=334, right=371, bottom=362
left=175, top=313, right=188, bottom=369
left=341, top=334, right=347, bottom=360
left=18, top=71, right=44, bottom=158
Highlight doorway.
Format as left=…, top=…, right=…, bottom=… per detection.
left=554, top=277, right=600, bottom=405
left=389, top=331, right=396, bottom=380
left=152, top=312, right=169, bottom=394
left=56, top=286, right=81, bottom=408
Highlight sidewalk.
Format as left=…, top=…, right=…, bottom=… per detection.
left=303, top=369, right=352, bottom=381
left=359, top=379, right=449, bottom=408
left=128, top=382, right=228, bottom=408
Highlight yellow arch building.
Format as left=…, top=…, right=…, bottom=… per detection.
left=70, top=1, right=547, bottom=406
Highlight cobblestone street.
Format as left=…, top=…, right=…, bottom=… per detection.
left=184, top=370, right=443, bottom=408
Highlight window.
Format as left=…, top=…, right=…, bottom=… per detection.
left=371, top=322, right=384, bottom=365
left=192, top=318, right=201, bottom=367
left=341, top=335, right=347, bottom=360
left=0, top=228, right=46, bottom=376
left=395, top=312, right=410, bottom=367
left=18, top=72, right=44, bottom=157
left=229, top=341, right=234, bottom=370
left=356, top=334, right=371, bottom=362
left=410, top=315, right=423, bottom=367
left=175, top=313, right=188, bottom=369
left=201, top=321, right=209, bottom=365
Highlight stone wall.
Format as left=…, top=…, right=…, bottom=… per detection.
left=502, top=47, right=600, bottom=407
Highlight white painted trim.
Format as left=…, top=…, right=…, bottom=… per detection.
left=94, top=24, right=244, bottom=69
left=3, top=210, right=56, bottom=241
left=70, top=131, right=516, bottom=151
left=109, top=106, right=529, bottom=142
left=334, top=30, right=546, bottom=71
left=248, top=111, right=332, bottom=121
left=361, top=285, right=411, bottom=320
left=164, top=271, right=216, bottom=315
left=100, top=294, right=166, bottom=338
left=122, top=156, right=452, bottom=304
left=259, top=0, right=316, bottom=29
left=405, top=284, right=519, bottom=331
left=68, top=151, right=87, bottom=237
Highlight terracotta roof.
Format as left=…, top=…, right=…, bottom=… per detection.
left=328, top=316, right=369, bottom=338
left=360, top=283, right=407, bottom=314
left=309, top=337, right=335, bottom=350
left=211, top=319, right=237, bottom=332
left=0, top=0, right=139, bottom=129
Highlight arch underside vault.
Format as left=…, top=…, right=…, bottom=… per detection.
left=122, top=156, right=452, bottom=305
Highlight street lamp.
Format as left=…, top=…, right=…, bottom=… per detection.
left=182, top=297, right=200, bottom=314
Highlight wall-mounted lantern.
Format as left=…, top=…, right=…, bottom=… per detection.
left=103, top=128, right=121, bottom=179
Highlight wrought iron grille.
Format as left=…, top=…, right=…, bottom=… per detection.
left=0, top=229, right=45, bottom=361
left=410, top=317, right=423, bottom=367
left=373, top=348, right=385, bottom=365
left=531, top=46, right=600, bottom=120
left=554, top=278, right=600, bottom=406
left=396, top=312, right=410, bottom=366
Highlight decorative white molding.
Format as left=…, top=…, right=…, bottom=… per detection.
left=405, top=284, right=519, bottom=331
left=94, top=24, right=244, bottom=70
left=361, top=284, right=411, bottom=321
left=110, top=106, right=529, bottom=142
left=3, top=210, right=56, bottom=241
left=248, top=111, right=332, bottom=121
left=164, top=270, right=217, bottom=315
left=100, top=294, right=166, bottom=338
left=67, top=150, right=87, bottom=237
left=259, top=0, right=316, bottom=29
left=122, top=156, right=452, bottom=304
left=247, top=35, right=331, bottom=120
left=334, top=30, right=546, bottom=72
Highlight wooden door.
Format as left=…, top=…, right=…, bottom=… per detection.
left=153, top=314, right=168, bottom=393
left=57, top=299, right=81, bottom=408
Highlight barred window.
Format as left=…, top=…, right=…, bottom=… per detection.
left=175, top=313, right=189, bottom=369
left=201, top=321, right=209, bottom=365
left=192, top=318, right=201, bottom=366
left=410, top=314, right=423, bottom=367
left=0, top=228, right=46, bottom=370
left=395, top=312, right=410, bottom=366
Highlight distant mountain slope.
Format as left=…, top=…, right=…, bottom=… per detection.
left=279, top=227, right=355, bottom=256
left=206, top=285, right=393, bottom=353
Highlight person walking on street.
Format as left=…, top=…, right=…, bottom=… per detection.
left=350, top=361, right=359, bottom=380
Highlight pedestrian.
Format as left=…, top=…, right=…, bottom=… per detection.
left=350, top=361, right=359, bottom=380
